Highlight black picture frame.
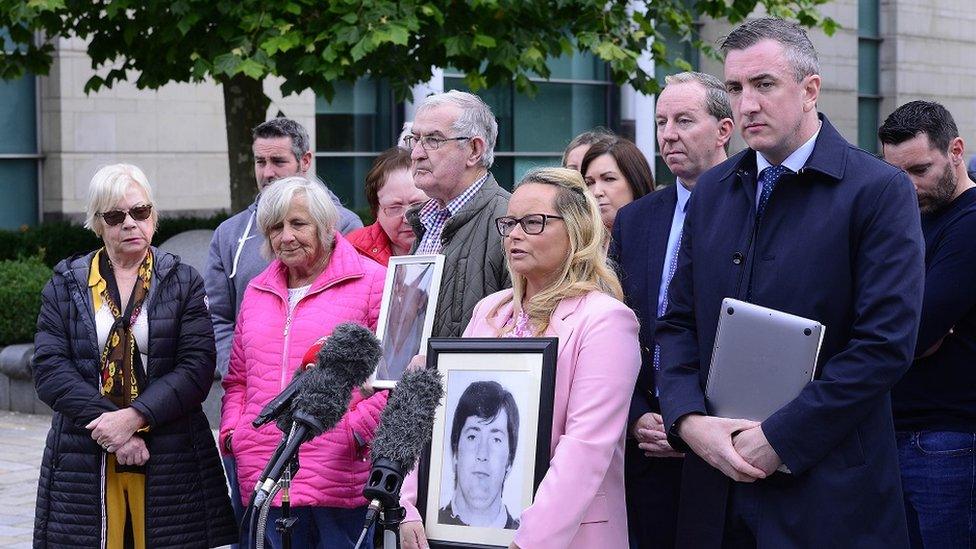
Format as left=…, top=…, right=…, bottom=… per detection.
left=416, top=337, right=558, bottom=549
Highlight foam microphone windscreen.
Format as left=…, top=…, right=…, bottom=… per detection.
left=370, top=366, right=444, bottom=469
left=275, top=323, right=381, bottom=435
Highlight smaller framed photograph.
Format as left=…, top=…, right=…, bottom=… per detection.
left=372, top=254, right=445, bottom=389
left=417, top=337, right=558, bottom=548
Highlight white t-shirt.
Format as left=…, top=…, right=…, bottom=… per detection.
left=288, top=285, right=311, bottom=311
left=95, top=300, right=149, bottom=373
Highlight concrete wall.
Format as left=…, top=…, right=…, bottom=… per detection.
left=880, top=0, right=976, bottom=148
left=39, top=37, right=316, bottom=221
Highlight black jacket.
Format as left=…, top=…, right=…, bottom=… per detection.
left=33, top=248, right=237, bottom=548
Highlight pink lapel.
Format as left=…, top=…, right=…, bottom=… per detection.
left=544, top=294, right=584, bottom=356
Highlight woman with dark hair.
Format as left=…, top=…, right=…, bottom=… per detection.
left=346, top=147, right=429, bottom=265
left=581, top=137, right=655, bottom=229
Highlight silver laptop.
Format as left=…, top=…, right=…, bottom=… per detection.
left=705, top=298, right=824, bottom=422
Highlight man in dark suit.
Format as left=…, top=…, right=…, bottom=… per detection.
left=656, top=18, right=925, bottom=547
left=612, top=71, right=733, bottom=548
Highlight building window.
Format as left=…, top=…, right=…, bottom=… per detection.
left=444, top=52, right=615, bottom=190
left=858, top=0, right=882, bottom=154
left=0, top=31, right=40, bottom=229
left=314, top=78, right=401, bottom=211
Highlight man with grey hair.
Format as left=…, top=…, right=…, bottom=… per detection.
left=656, top=18, right=923, bottom=547
left=611, top=70, right=733, bottom=549
left=405, top=90, right=511, bottom=337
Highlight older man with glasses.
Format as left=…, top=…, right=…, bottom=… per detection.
left=404, top=90, right=511, bottom=337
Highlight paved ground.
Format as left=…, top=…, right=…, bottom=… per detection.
left=0, top=411, right=233, bottom=548
left=0, top=411, right=49, bottom=548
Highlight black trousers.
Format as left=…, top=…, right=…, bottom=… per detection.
left=625, top=441, right=685, bottom=549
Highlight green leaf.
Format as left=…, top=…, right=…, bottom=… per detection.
left=213, top=52, right=242, bottom=76
left=473, top=34, right=496, bottom=49
left=237, top=59, right=267, bottom=79
left=388, top=24, right=409, bottom=46
left=350, top=37, right=369, bottom=61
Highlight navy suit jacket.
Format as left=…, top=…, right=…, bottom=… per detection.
left=657, top=115, right=925, bottom=547
left=611, top=184, right=678, bottom=424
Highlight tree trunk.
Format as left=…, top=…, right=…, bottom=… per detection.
left=221, top=74, right=270, bottom=213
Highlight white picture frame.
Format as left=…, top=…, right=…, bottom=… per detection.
left=417, top=338, right=558, bottom=549
left=371, top=254, right=445, bottom=389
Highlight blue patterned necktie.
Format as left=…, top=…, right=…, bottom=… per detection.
left=758, top=165, right=790, bottom=215
left=652, top=230, right=683, bottom=392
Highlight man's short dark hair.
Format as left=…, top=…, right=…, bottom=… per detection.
left=720, top=17, right=819, bottom=82
left=878, top=100, right=960, bottom=153
left=450, top=381, right=519, bottom=467
left=252, top=117, right=311, bottom=162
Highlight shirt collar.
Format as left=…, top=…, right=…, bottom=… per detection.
left=756, top=121, right=822, bottom=175
left=419, top=171, right=489, bottom=226
left=675, top=179, right=692, bottom=213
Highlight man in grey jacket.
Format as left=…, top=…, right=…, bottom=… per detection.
left=405, top=90, right=511, bottom=337
left=205, top=117, right=362, bottom=377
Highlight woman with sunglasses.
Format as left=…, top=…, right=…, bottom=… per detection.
left=399, top=168, right=640, bottom=548
left=346, top=146, right=430, bottom=265
left=32, top=164, right=237, bottom=548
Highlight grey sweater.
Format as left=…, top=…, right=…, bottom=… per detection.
left=408, top=173, right=512, bottom=337
left=204, top=188, right=362, bottom=375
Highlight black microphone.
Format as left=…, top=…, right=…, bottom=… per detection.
left=252, top=368, right=308, bottom=428
left=357, top=366, right=443, bottom=543
left=252, top=336, right=330, bottom=428
left=252, top=323, right=381, bottom=508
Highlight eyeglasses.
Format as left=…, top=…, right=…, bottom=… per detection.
left=98, top=204, right=153, bottom=226
left=403, top=134, right=471, bottom=151
left=495, top=214, right=564, bottom=237
left=381, top=201, right=427, bottom=218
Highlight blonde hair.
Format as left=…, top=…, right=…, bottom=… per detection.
left=256, top=176, right=339, bottom=260
left=84, top=164, right=158, bottom=237
left=490, top=167, right=623, bottom=335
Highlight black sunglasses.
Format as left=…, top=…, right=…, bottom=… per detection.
left=98, top=204, right=153, bottom=226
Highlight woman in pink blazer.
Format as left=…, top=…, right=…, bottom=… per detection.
left=400, top=167, right=640, bottom=549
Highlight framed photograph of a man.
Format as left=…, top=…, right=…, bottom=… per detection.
left=372, top=254, right=445, bottom=389
left=417, top=338, right=557, bottom=549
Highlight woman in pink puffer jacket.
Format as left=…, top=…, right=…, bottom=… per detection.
left=220, top=177, right=387, bottom=548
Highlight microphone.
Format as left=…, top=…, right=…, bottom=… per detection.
left=357, top=366, right=443, bottom=544
left=251, top=337, right=327, bottom=429
left=252, top=323, right=381, bottom=509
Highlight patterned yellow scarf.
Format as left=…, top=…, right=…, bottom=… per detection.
left=90, top=248, right=153, bottom=407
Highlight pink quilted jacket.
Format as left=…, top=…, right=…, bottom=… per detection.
left=220, top=233, right=388, bottom=508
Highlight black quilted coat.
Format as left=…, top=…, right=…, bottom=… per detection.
left=32, top=248, right=238, bottom=548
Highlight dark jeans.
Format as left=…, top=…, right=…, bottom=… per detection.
left=897, top=431, right=976, bottom=549
left=263, top=505, right=372, bottom=549
left=222, top=454, right=245, bottom=549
